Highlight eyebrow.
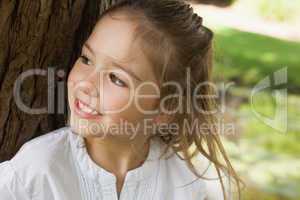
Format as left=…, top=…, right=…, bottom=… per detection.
left=83, top=43, right=142, bottom=82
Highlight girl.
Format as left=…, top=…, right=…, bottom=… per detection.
left=0, top=0, right=241, bottom=199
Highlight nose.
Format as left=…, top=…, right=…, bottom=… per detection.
left=74, top=80, right=98, bottom=98
left=73, top=78, right=100, bottom=110
left=70, top=66, right=103, bottom=109
left=80, top=68, right=102, bottom=97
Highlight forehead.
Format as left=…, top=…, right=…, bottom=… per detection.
left=86, top=10, right=156, bottom=82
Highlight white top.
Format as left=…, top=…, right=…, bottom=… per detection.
left=0, top=126, right=230, bottom=200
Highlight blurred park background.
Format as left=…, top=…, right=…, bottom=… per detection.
left=192, top=0, right=300, bottom=199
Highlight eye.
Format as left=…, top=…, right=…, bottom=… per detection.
left=109, top=73, right=127, bottom=87
left=79, top=55, right=93, bottom=66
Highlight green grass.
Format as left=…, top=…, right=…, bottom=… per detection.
left=212, top=27, right=300, bottom=90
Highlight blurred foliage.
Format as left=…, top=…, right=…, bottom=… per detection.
left=239, top=92, right=300, bottom=156
left=193, top=0, right=300, bottom=197
left=212, top=27, right=300, bottom=91
left=256, top=0, right=299, bottom=22
left=235, top=0, right=300, bottom=22
left=211, top=26, right=300, bottom=199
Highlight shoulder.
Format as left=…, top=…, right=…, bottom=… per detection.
left=193, top=154, right=232, bottom=200
left=163, top=150, right=232, bottom=200
left=0, top=126, right=72, bottom=198
left=0, top=161, right=31, bottom=199
left=10, top=126, right=71, bottom=170
left=0, top=127, right=72, bottom=186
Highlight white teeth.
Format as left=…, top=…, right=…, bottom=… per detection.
left=78, top=100, right=99, bottom=115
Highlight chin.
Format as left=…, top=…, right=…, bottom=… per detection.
left=69, top=113, right=106, bottom=138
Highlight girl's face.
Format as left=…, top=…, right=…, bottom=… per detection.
left=67, top=11, right=159, bottom=138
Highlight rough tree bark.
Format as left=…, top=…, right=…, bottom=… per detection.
left=0, top=0, right=232, bottom=161
left=0, top=0, right=119, bottom=162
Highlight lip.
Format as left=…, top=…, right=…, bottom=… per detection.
left=74, top=98, right=102, bottom=120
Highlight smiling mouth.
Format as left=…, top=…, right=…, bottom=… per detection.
left=74, top=98, right=102, bottom=119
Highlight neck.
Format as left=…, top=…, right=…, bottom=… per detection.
left=84, top=134, right=150, bottom=178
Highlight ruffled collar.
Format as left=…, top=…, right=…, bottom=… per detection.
left=67, top=126, right=162, bottom=185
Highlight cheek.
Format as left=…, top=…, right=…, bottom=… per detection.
left=134, top=83, right=160, bottom=114
left=67, top=63, right=81, bottom=102
left=101, top=81, right=131, bottom=113
left=100, top=85, right=153, bottom=122
left=110, top=84, right=159, bottom=123
left=67, top=62, right=89, bottom=89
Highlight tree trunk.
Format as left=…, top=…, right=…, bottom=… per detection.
left=0, top=0, right=230, bottom=162
left=0, top=0, right=119, bottom=162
